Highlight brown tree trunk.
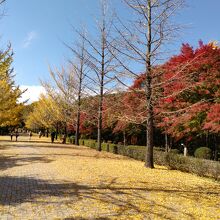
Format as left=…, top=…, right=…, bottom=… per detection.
left=62, top=124, right=67, bottom=144
left=55, top=123, right=58, bottom=140
left=97, top=18, right=105, bottom=152
left=214, top=134, right=218, bottom=161
left=144, top=0, right=154, bottom=169
left=75, top=75, right=82, bottom=146
left=206, top=132, right=209, bottom=147
left=97, top=77, right=104, bottom=151
left=75, top=109, right=80, bottom=145
left=165, top=133, right=169, bottom=152
left=123, top=130, right=126, bottom=147
left=145, top=106, right=154, bottom=168
left=169, top=137, right=173, bottom=151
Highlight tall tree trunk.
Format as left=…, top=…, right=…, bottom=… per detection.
left=145, top=0, right=154, bottom=168
left=75, top=109, right=80, bottom=145
left=145, top=105, right=154, bottom=168
left=75, top=75, right=82, bottom=146
left=56, top=123, right=58, bottom=140
left=97, top=18, right=105, bottom=152
left=169, top=136, right=173, bottom=151
left=123, top=130, right=126, bottom=147
left=97, top=75, right=104, bottom=151
left=165, top=133, right=169, bottom=152
left=214, top=134, right=218, bottom=161
left=62, top=123, right=67, bottom=144
left=97, top=68, right=104, bottom=151
left=206, top=132, right=209, bottom=147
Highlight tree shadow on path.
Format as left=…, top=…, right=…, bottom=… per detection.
left=0, top=155, right=53, bottom=171
left=0, top=140, right=79, bottom=150
left=0, top=176, right=219, bottom=219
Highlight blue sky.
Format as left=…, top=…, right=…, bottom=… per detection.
left=1, top=0, right=220, bottom=102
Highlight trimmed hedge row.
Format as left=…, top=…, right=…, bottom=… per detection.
left=79, top=139, right=220, bottom=181
left=165, top=153, right=220, bottom=180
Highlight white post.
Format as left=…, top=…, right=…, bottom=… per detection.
left=181, top=143, right=187, bottom=157
left=184, top=145, right=188, bottom=157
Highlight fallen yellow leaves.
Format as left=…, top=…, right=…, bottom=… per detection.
left=0, top=138, right=219, bottom=219
left=51, top=146, right=220, bottom=220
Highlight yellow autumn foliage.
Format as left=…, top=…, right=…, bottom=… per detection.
left=25, top=94, right=61, bottom=130
left=0, top=45, right=24, bottom=127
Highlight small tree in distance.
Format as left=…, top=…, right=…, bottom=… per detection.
left=65, top=30, right=89, bottom=145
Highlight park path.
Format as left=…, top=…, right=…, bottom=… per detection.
left=0, top=137, right=219, bottom=220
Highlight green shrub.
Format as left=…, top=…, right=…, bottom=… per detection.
left=126, top=145, right=163, bottom=152
left=154, top=150, right=167, bottom=166
left=80, top=134, right=88, bottom=139
left=118, top=146, right=145, bottom=161
left=113, top=145, right=118, bottom=154
left=165, top=153, right=220, bottom=180
left=165, top=153, right=190, bottom=172
left=84, top=139, right=97, bottom=149
left=101, top=143, right=108, bottom=151
left=170, top=149, right=180, bottom=154
left=68, top=136, right=75, bottom=144
left=100, top=142, right=116, bottom=152
left=79, top=139, right=84, bottom=145
left=194, top=147, right=212, bottom=159
left=79, top=139, right=220, bottom=181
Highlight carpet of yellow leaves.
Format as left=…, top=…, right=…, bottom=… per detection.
left=51, top=146, right=220, bottom=219
left=0, top=136, right=219, bottom=219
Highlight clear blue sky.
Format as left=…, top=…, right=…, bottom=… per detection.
left=1, top=0, right=220, bottom=93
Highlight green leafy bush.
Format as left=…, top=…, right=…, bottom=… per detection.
left=166, top=153, right=220, bottom=180
left=170, top=149, right=180, bottom=154
left=194, top=147, right=212, bottom=159
left=80, top=139, right=117, bottom=151
left=118, top=146, right=145, bottom=161
left=154, top=150, right=168, bottom=166
left=83, top=139, right=97, bottom=149
left=79, top=139, right=220, bottom=181
left=68, top=136, right=75, bottom=144
left=100, top=142, right=116, bottom=152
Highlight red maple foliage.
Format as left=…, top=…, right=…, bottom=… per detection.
left=157, top=41, right=220, bottom=139
left=77, top=41, right=220, bottom=143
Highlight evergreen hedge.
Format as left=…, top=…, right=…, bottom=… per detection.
left=194, top=147, right=212, bottom=159
left=79, top=139, right=220, bottom=181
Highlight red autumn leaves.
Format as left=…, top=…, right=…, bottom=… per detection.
left=78, top=42, right=220, bottom=140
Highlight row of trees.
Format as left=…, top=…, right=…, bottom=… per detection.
left=120, top=41, right=220, bottom=158
left=25, top=0, right=220, bottom=167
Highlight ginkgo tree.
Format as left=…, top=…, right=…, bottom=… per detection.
left=25, top=94, right=61, bottom=132
left=40, top=65, right=79, bottom=141
left=0, top=45, right=24, bottom=127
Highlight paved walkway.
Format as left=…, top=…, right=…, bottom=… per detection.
left=0, top=137, right=219, bottom=220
